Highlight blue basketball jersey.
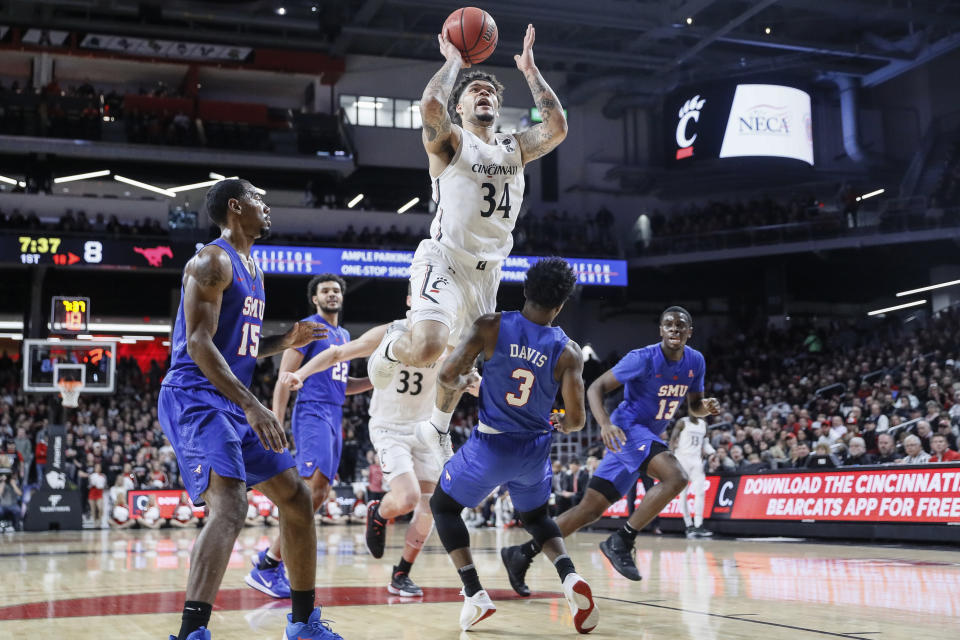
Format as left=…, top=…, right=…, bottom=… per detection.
left=164, top=238, right=265, bottom=392
left=609, top=343, right=705, bottom=433
left=294, top=314, right=350, bottom=405
left=478, top=311, right=569, bottom=435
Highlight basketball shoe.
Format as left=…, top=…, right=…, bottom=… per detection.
left=459, top=589, right=496, bottom=630
left=366, top=320, right=408, bottom=389
left=500, top=545, right=532, bottom=597
left=693, top=525, right=713, bottom=537
left=416, top=420, right=454, bottom=467
left=245, top=550, right=291, bottom=598
left=562, top=573, right=599, bottom=634
left=284, top=607, right=343, bottom=640
left=387, top=567, right=424, bottom=597
left=364, top=500, right=386, bottom=559
left=169, top=628, right=210, bottom=640
left=599, top=533, right=642, bottom=581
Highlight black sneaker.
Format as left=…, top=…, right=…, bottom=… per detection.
left=599, top=533, right=642, bottom=581
left=387, top=568, right=423, bottom=597
left=500, top=545, right=533, bottom=597
left=365, top=500, right=387, bottom=559
left=685, top=526, right=697, bottom=539
left=694, top=526, right=713, bottom=538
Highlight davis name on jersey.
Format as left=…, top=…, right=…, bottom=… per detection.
left=509, top=343, right=549, bottom=368
left=430, top=126, right=525, bottom=263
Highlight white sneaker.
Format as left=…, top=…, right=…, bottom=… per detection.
left=417, top=420, right=454, bottom=466
left=562, top=573, right=599, bottom=634
left=366, top=320, right=407, bottom=389
left=459, top=589, right=496, bottom=631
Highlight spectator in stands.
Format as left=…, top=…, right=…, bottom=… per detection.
left=0, top=473, right=23, bottom=531
left=876, top=433, right=902, bottom=464
left=14, top=427, right=32, bottom=483
left=929, top=434, right=960, bottom=462
left=562, top=458, right=589, bottom=507
left=898, top=435, right=931, bottom=465
left=843, top=437, right=876, bottom=466
left=806, top=443, right=838, bottom=469
left=915, top=420, right=933, bottom=453
left=790, top=442, right=811, bottom=468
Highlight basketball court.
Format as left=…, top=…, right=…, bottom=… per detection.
left=0, top=525, right=952, bottom=639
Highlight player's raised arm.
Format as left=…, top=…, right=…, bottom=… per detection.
left=513, top=24, right=568, bottom=166
left=183, top=247, right=285, bottom=451
left=286, top=323, right=389, bottom=389
left=258, top=320, right=327, bottom=358
left=587, top=369, right=627, bottom=453
left=421, top=31, right=465, bottom=161
left=436, top=313, right=498, bottom=412
left=551, top=340, right=585, bottom=434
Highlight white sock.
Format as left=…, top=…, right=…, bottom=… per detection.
left=430, top=407, right=453, bottom=432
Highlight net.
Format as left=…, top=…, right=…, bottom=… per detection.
left=57, top=380, right=83, bottom=408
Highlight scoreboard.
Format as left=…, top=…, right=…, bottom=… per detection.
left=9, top=235, right=185, bottom=268
left=50, top=296, right=90, bottom=333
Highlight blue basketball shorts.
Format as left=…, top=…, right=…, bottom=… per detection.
left=158, top=385, right=295, bottom=503
left=291, top=401, right=343, bottom=482
left=592, top=423, right=667, bottom=497
left=440, top=429, right=553, bottom=513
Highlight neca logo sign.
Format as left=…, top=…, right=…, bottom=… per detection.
left=676, top=95, right=706, bottom=159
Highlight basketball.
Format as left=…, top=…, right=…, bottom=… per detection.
left=443, top=7, right=498, bottom=64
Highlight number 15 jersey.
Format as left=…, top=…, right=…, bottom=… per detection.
left=430, top=125, right=525, bottom=264
left=610, top=344, right=706, bottom=435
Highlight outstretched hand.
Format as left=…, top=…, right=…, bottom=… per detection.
left=438, top=31, right=470, bottom=67
left=514, top=24, right=537, bottom=73
left=278, top=370, right=304, bottom=390
left=283, top=321, right=327, bottom=350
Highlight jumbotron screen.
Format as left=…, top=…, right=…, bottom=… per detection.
left=666, top=82, right=814, bottom=166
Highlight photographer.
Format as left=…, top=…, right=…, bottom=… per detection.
left=0, top=473, right=23, bottom=531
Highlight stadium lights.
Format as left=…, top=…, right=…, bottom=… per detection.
left=686, top=17, right=693, bottom=25
left=32, top=320, right=170, bottom=333
left=357, top=101, right=384, bottom=109
left=0, top=333, right=23, bottom=340
left=896, top=279, right=960, bottom=297
left=764, top=26, right=772, bottom=34
left=53, top=169, right=110, bottom=184
left=18, top=181, right=25, bottom=188
left=867, top=299, right=926, bottom=316
left=170, top=176, right=239, bottom=193
left=0, top=175, right=20, bottom=185
left=397, top=197, right=419, bottom=214
left=209, top=172, right=226, bottom=180
left=276, top=7, right=286, bottom=16
left=856, top=188, right=884, bottom=202
left=114, top=175, right=176, bottom=197
left=347, top=194, right=364, bottom=208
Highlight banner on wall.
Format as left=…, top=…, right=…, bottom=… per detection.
left=602, top=466, right=960, bottom=524
left=128, top=489, right=274, bottom=520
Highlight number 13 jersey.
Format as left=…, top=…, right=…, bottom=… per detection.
left=430, top=125, right=525, bottom=264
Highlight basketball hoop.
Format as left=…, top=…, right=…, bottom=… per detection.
left=57, top=380, right=83, bottom=408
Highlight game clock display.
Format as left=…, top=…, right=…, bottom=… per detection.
left=5, top=235, right=184, bottom=269
left=50, top=296, right=90, bottom=333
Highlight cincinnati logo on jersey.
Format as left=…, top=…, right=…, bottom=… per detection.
left=241, top=296, right=265, bottom=320
left=658, top=384, right=689, bottom=397
left=471, top=163, right=520, bottom=176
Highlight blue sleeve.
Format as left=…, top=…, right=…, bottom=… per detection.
left=611, top=349, right=648, bottom=384
left=690, top=353, right=705, bottom=393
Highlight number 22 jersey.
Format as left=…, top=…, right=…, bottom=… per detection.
left=295, top=315, right=350, bottom=406
left=610, top=344, right=706, bottom=435
left=430, top=125, right=525, bottom=264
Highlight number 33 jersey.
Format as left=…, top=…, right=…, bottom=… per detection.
left=430, top=125, right=525, bottom=264
left=478, top=311, right=569, bottom=435
left=610, top=344, right=705, bottom=434
left=369, top=353, right=440, bottom=426
left=295, top=316, right=351, bottom=405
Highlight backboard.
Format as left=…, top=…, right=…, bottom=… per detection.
left=22, top=339, right=117, bottom=394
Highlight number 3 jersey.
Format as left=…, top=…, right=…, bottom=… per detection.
left=163, top=238, right=265, bottom=393
left=430, top=125, right=525, bottom=264
left=478, top=311, right=569, bottom=435
left=610, top=344, right=706, bottom=435
left=295, top=316, right=350, bottom=405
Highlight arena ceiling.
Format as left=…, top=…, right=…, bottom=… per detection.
left=3, top=0, right=960, bottom=100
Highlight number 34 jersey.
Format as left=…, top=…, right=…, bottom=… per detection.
left=295, top=316, right=351, bottom=405
left=478, top=311, right=569, bottom=435
left=430, top=125, right=525, bottom=264
left=610, top=344, right=706, bottom=435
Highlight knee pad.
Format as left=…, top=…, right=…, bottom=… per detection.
left=518, top=504, right=561, bottom=547
left=405, top=493, right=435, bottom=550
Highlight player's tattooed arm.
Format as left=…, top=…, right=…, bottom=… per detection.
left=514, top=24, right=567, bottom=165
left=588, top=369, right=628, bottom=453
left=437, top=313, right=499, bottom=411
left=421, top=32, right=465, bottom=156
left=551, top=340, right=585, bottom=434
left=687, top=392, right=721, bottom=418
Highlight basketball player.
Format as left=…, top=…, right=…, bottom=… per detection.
left=502, top=307, right=720, bottom=591
left=367, top=24, right=568, bottom=463
left=248, top=274, right=372, bottom=599
left=278, top=287, right=477, bottom=598
left=429, top=258, right=598, bottom=633
left=159, top=179, right=342, bottom=640
left=670, top=413, right=715, bottom=537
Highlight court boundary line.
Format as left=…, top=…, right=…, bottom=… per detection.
left=594, top=595, right=881, bottom=639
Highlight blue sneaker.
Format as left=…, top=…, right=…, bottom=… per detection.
left=169, top=628, right=211, bottom=640
left=286, top=607, right=343, bottom=640
left=245, top=550, right=291, bottom=598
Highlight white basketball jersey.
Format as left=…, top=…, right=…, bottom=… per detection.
left=430, top=126, right=525, bottom=263
left=675, top=417, right=708, bottom=460
left=369, top=360, right=440, bottom=426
